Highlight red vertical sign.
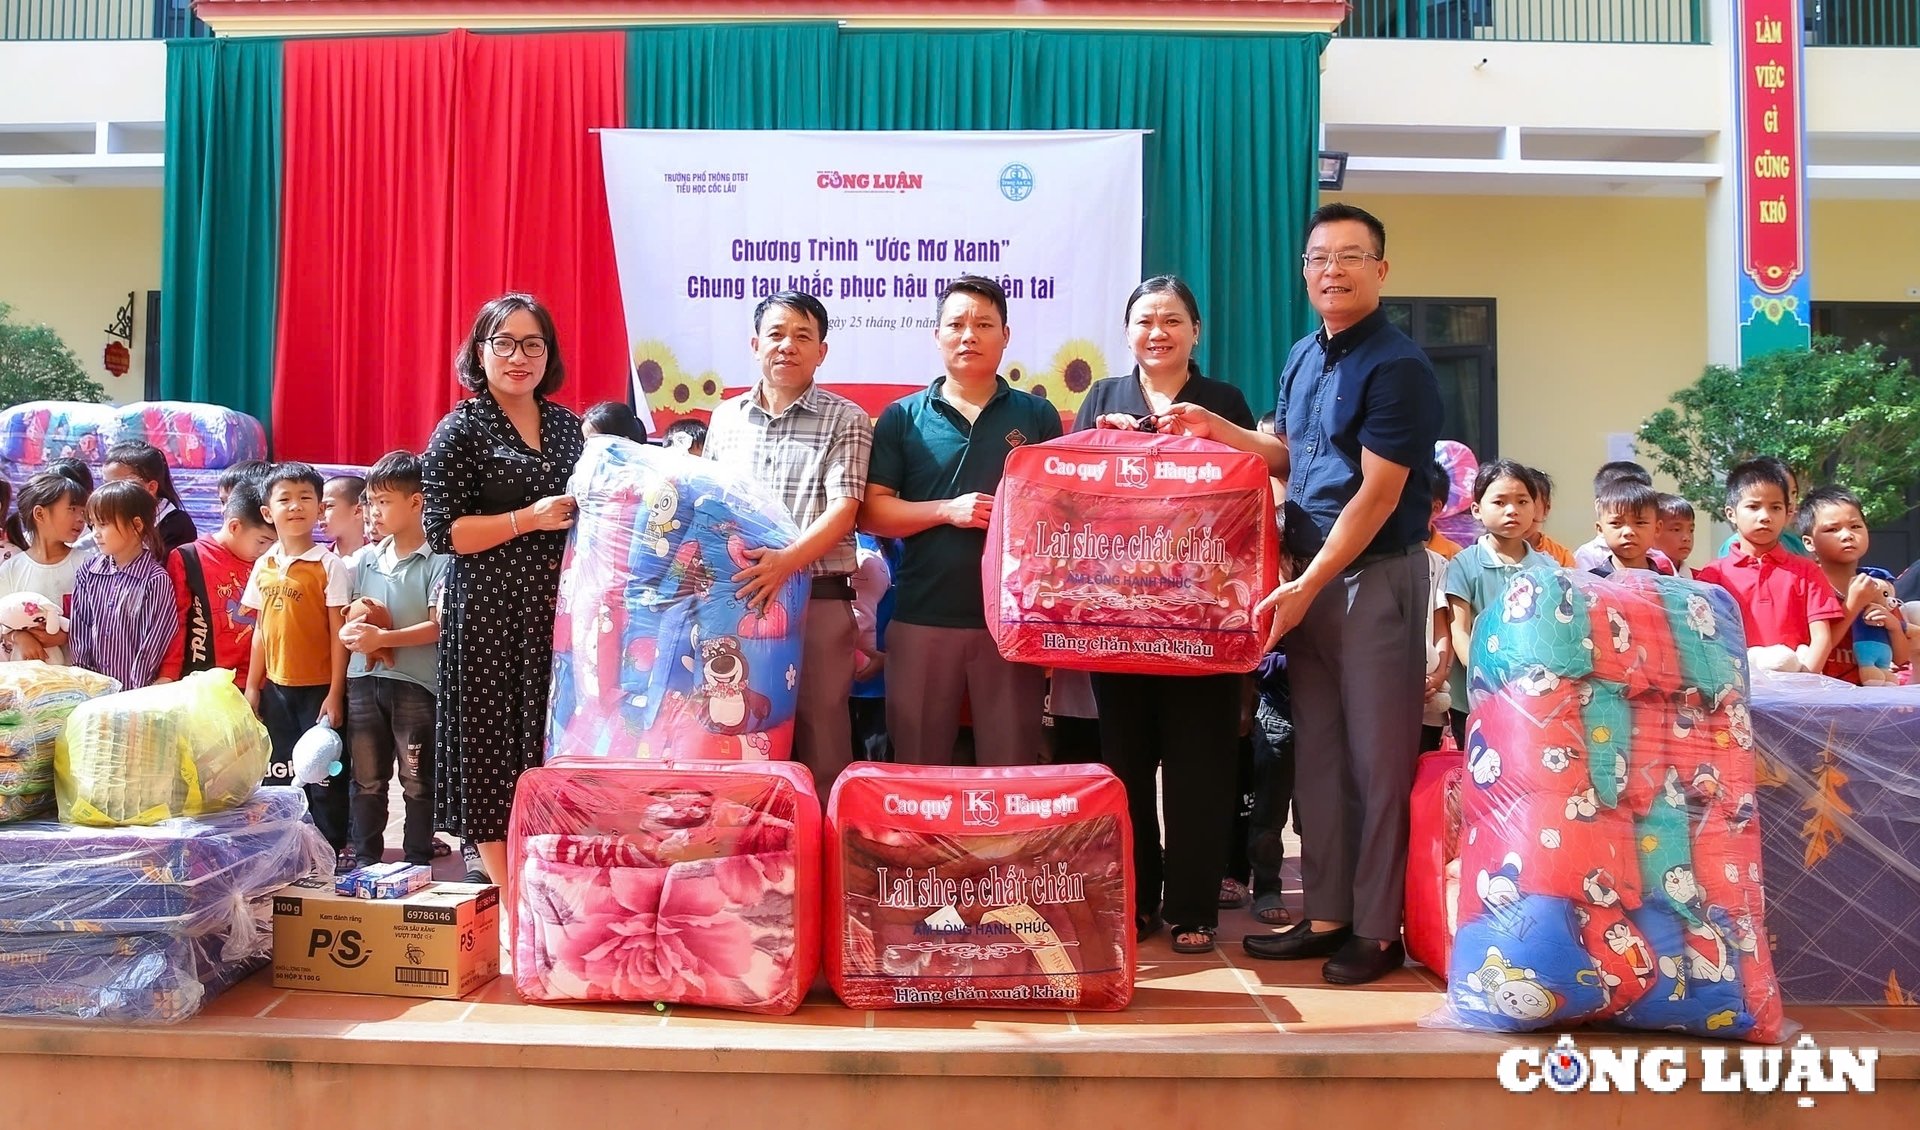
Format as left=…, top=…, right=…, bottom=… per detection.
left=1736, top=0, right=1805, bottom=296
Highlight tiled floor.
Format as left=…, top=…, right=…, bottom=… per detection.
left=13, top=787, right=1911, bottom=1129
left=328, top=783, right=1920, bottom=1049
left=184, top=900, right=1920, bottom=1053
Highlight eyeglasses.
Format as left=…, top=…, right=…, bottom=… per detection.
left=486, top=334, right=547, bottom=359
left=1301, top=251, right=1381, bottom=272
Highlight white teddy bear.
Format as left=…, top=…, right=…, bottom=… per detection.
left=0, top=591, right=69, bottom=662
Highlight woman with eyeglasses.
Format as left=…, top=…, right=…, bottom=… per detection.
left=1073, top=274, right=1257, bottom=955
left=422, top=293, right=585, bottom=886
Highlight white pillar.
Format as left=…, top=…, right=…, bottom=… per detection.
left=1704, top=0, right=1741, bottom=368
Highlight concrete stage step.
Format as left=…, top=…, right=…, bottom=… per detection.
left=2, top=906, right=1915, bottom=1128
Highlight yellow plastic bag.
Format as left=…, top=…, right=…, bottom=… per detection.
left=56, top=669, right=269, bottom=826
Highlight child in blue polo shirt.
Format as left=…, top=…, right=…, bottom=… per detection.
left=340, top=451, right=448, bottom=866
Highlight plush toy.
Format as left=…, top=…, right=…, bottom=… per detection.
left=1851, top=576, right=1899, bottom=686
left=343, top=597, right=394, bottom=669
left=290, top=722, right=344, bottom=786
left=1746, top=644, right=1808, bottom=674
left=0, top=592, right=68, bottom=662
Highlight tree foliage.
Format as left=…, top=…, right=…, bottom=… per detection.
left=0, top=302, right=108, bottom=410
left=1637, top=338, right=1920, bottom=525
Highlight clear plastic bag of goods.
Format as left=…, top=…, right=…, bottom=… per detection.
left=55, top=668, right=270, bottom=826
left=0, top=788, right=328, bottom=933
left=0, top=663, right=122, bottom=824
left=0, top=400, right=119, bottom=465
left=111, top=401, right=267, bottom=470
left=548, top=436, right=807, bottom=763
left=826, top=762, right=1135, bottom=1011
left=1432, top=566, right=1788, bottom=1042
left=0, top=787, right=330, bottom=1022
left=507, top=758, right=821, bottom=1014
left=1748, top=670, right=1920, bottom=1006
left=985, top=429, right=1279, bottom=676
left=0, top=923, right=268, bottom=1023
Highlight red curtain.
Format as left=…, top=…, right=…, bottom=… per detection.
left=274, top=30, right=627, bottom=465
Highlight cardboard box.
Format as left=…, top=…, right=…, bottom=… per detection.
left=272, top=878, right=499, bottom=999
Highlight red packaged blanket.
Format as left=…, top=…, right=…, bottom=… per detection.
left=826, top=762, right=1134, bottom=1010
left=1404, top=745, right=1465, bottom=973
left=507, top=759, right=821, bottom=1015
left=985, top=429, right=1279, bottom=676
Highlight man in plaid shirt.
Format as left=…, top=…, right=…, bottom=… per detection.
left=705, top=289, right=874, bottom=786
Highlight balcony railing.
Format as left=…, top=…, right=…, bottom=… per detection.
left=1337, top=0, right=1705, bottom=43
left=2, top=0, right=207, bottom=40
left=1809, top=0, right=1920, bottom=45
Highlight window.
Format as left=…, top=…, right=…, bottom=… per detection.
left=1384, top=298, right=1499, bottom=459
left=1811, top=301, right=1920, bottom=573
left=1811, top=302, right=1920, bottom=369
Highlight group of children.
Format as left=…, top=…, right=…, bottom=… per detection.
left=1425, top=452, right=1912, bottom=748
left=0, top=445, right=446, bottom=872
left=0, top=402, right=713, bottom=876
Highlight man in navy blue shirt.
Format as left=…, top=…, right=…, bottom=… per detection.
left=1159, top=203, right=1441, bottom=984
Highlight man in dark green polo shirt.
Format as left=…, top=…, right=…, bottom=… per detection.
left=861, top=275, right=1062, bottom=765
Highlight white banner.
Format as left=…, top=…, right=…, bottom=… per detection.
left=600, top=129, right=1144, bottom=426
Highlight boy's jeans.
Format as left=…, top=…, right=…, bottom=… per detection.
left=346, top=677, right=437, bottom=865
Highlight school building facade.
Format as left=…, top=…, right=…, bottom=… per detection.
left=2, top=0, right=1916, bottom=547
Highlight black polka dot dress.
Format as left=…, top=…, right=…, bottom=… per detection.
left=422, top=390, right=584, bottom=842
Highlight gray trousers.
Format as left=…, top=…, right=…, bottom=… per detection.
left=795, top=597, right=857, bottom=790
left=1288, top=546, right=1428, bottom=941
left=885, top=622, right=1047, bottom=766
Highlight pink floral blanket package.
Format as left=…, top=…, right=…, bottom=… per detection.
left=507, top=759, right=821, bottom=1015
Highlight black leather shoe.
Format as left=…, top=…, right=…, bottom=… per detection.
left=1241, top=921, right=1352, bottom=960
left=1321, top=937, right=1407, bottom=985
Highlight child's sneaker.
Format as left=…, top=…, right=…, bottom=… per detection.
left=460, top=839, right=489, bottom=885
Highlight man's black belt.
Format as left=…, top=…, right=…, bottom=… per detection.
left=1290, top=541, right=1423, bottom=577
left=811, top=575, right=854, bottom=600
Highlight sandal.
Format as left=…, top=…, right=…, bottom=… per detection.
left=1218, top=877, right=1249, bottom=909
left=1252, top=890, right=1291, bottom=926
left=1136, top=911, right=1163, bottom=943
left=1170, top=924, right=1217, bottom=955
left=432, top=839, right=453, bottom=858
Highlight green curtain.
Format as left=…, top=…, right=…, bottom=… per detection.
left=835, top=31, right=1020, bottom=129
left=627, top=23, right=837, bottom=128
left=835, top=30, right=1325, bottom=408
left=160, top=38, right=283, bottom=429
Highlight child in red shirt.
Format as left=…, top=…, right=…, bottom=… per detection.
left=1695, top=459, right=1845, bottom=667
left=1799, top=485, right=1909, bottom=684
left=159, top=483, right=280, bottom=683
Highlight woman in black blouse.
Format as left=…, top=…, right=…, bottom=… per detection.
left=1073, top=275, right=1255, bottom=954
left=423, top=293, right=584, bottom=885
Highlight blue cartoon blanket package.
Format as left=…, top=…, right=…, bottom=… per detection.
left=1431, top=566, right=1792, bottom=1043
left=0, top=400, right=266, bottom=469
left=0, top=401, right=363, bottom=546
left=0, top=787, right=329, bottom=1022
left=548, top=436, right=807, bottom=762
